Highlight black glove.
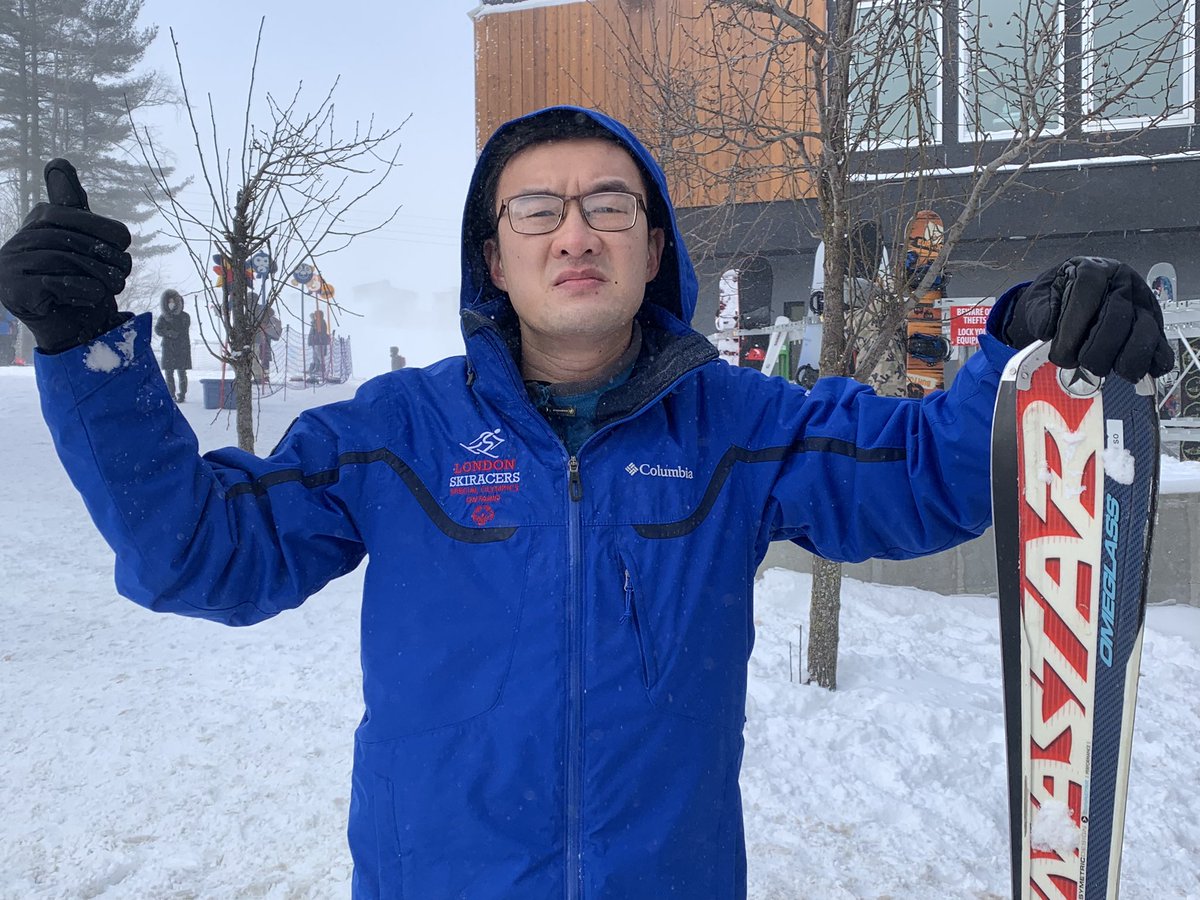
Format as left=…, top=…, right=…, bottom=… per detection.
left=0, top=159, right=132, bottom=354
left=1005, top=256, right=1174, bottom=383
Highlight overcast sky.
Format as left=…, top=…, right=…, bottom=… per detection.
left=135, top=1, right=482, bottom=374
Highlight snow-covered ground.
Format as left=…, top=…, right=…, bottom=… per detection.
left=1, top=363, right=1198, bottom=899
left=1161, top=452, right=1200, bottom=494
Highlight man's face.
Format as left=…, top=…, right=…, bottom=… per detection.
left=484, top=139, right=665, bottom=347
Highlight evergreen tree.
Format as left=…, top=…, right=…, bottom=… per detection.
left=0, top=1, right=79, bottom=215
left=0, top=0, right=177, bottom=262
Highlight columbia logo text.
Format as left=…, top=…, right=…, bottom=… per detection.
left=626, top=463, right=694, bottom=479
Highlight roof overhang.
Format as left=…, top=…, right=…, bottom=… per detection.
left=470, top=0, right=587, bottom=19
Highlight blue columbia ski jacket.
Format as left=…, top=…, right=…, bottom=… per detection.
left=35, top=107, right=1017, bottom=898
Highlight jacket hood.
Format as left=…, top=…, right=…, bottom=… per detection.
left=160, top=289, right=183, bottom=314
left=460, top=106, right=698, bottom=327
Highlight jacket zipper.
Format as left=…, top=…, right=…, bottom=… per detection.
left=472, top=325, right=703, bottom=897
left=619, top=559, right=654, bottom=690
left=620, top=569, right=633, bottom=624
left=555, top=373, right=697, bottom=900
left=566, top=454, right=583, bottom=900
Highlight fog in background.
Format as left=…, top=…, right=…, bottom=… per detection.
left=135, top=1, right=480, bottom=377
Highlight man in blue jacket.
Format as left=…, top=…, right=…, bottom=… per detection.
left=0, top=107, right=1173, bottom=898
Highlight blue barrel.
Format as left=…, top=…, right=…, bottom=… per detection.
left=200, top=378, right=236, bottom=410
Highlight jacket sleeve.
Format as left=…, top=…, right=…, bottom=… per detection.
left=34, top=313, right=366, bottom=626
left=755, top=289, right=1020, bottom=563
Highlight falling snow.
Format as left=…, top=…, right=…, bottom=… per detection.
left=1, top=366, right=1197, bottom=898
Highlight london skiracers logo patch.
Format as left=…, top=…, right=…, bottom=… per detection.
left=451, top=428, right=521, bottom=524
left=460, top=429, right=505, bottom=459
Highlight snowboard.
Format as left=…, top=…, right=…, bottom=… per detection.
left=716, top=269, right=741, bottom=367
left=847, top=219, right=888, bottom=317
left=849, top=220, right=883, bottom=310
left=797, top=241, right=825, bottom=387
left=849, top=220, right=882, bottom=281
left=1145, top=263, right=1181, bottom=422
left=737, top=258, right=774, bottom=368
left=992, top=340, right=1159, bottom=900
left=1181, top=361, right=1200, bottom=462
left=1146, top=263, right=1176, bottom=305
left=903, top=210, right=946, bottom=397
left=1149, top=264, right=1200, bottom=460
left=808, top=240, right=825, bottom=316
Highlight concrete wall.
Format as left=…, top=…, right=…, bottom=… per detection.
left=760, top=491, right=1200, bottom=607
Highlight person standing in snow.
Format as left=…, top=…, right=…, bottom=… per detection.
left=307, top=308, right=330, bottom=380
left=251, top=293, right=282, bottom=384
left=153, top=288, right=191, bottom=402
left=0, top=110, right=1174, bottom=899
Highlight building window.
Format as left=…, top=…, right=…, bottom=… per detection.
left=849, top=0, right=943, bottom=149
left=1083, top=0, right=1195, bottom=128
left=959, top=0, right=1064, bottom=141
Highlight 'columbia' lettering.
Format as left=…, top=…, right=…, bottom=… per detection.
left=631, top=463, right=694, bottom=479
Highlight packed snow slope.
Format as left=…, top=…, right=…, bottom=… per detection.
left=1, top=365, right=1197, bottom=898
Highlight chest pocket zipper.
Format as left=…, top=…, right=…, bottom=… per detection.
left=618, top=557, right=658, bottom=691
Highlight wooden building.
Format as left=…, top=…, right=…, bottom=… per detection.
left=471, top=0, right=1200, bottom=334
left=472, top=0, right=820, bottom=211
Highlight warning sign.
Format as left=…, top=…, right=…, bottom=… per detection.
left=949, top=303, right=995, bottom=346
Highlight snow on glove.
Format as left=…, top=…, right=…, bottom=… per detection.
left=0, top=158, right=132, bottom=354
left=1005, top=256, right=1175, bottom=383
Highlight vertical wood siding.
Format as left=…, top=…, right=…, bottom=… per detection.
left=473, top=0, right=820, bottom=208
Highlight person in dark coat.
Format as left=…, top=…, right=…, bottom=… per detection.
left=154, top=289, right=191, bottom=401
left=307, top=309, right=330, bottom=379
left=251, top=293, right=282, bottom=384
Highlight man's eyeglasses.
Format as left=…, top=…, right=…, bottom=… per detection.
left=497, top=191, right=647, bottom=235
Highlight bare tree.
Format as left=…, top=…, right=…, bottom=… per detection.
left=598, top=0, right=1195, bottom=687
left=130, top=19, right=406, bottom=453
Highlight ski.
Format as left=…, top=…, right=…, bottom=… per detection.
left=992, top=341, right=1159, bottom=900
